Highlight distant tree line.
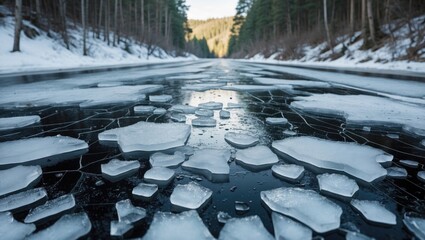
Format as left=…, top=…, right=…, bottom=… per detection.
left=228, top=0, right=425, bottom=59
left=7, top=0, right=190, bottom=57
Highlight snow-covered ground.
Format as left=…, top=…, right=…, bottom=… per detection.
left=0, top=8, right=196, bottom=74
left=247, top=15, right=425, bottom=73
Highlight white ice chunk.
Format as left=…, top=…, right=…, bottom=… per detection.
left=101, top=159, right=140, bottom=182
left=168, top=104, right=198, bottom=114
left=142, top=210, right=214, bottom=240
left=350, top=199, right=396, bottom=225
left=0, top=165, right=42, bottom=197
left=0, top=187, right=47, bottom=213
left=218, top=215, right=274, bottom=240
left=291, top=94, right=425, bottom=137
left=0, top=115, right=41, bottom=131
left=0, top=136, right=88, bottom=169
left=182, top=83, right=225, bottom=91
left=222, top=85, right=278, bottom=92
left=116, top=199, right=146, bottom=224
left=418, top=171, right=425, bottom=183
left=171, top=113, right=187, bottom=122
left=403, top=212, right=425, bottom=240
left=272, top=212, right=312, bottom=240
left=217, top=211, right=232, bottom=224
left=266, top=117, right=288, bottom=125
left=98, top=122, right=191, bottom=155
left=253, top=77, right=331, bottom=88
left=235, top=146, right=278, bottom=170
left=345, top=231, right=375, bottom=240
left=224, top=132, right=259, bottom=149
left=134, top=105, right=156, bottom=114
left=272, top=164, right=305, bottom=182
left=110, top=220, right=132, bottom=237
left=182, top=149, right=231, bottom=181
left=149, top=151, right=185, bottom=168
left=26, top=212, right=91, bottom=240
left=144, top=167, right=175, bottom=186
left=317, top=173, right=359, bottom=198
left=219, top=110, right=230, bottom=119
left=283, top=130, right=297, bottom=136
left=195, top=109, right=214, bottom=117
left=25, top=194, right=76, bottom=224
left=399, top=160, right=419, bottom=168
left=170, top=181, right=212, bottom=211
left=132, top=183, right=158, bottom=200
left=198, top=101, right=223, bottom=110
left=272, top=136, right=391, bottom=183
left=192, top=117, right=217, bottom=127
left=153, top=108, right=167, bottom=115
left=386, top=167, right=407, bottom=179
left=0, top=212, right=35, bottom=240
left=261, top=187, right=342, bottom=233
left=149, top=95, right=172, bottom=103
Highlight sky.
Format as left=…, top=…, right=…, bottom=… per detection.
left=186, top=0, right=238, bottom=20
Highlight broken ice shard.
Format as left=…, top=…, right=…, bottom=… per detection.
left=272, top=212, right=312, bottom=240
left=171, top=113, right=187, bottom=123
left=272, top=164, right=305, bottom=182
left=261, top=187, right=342, bottom=233
left=224, top=132, right=259, bottom=149
left=235, top=201, right=250, bottom=214
left=317, top=173, right=359, bottom=199
left=219, top=110, right=230, bottom=119
left=418, top=171, right=425, bottom=183
left=218, top=215, right=274, bottom=240
left=110, top=220, right=132, bottom=237
left=399, top=159, right=419, bottom=168
left=0, top=136, right=88, bottom=169
left=195, top=109, right=214, bottom=117
left=98, top=122, right=191, bottom=157
left=101, top=159, right=140, bottom=182
left=168, top=104, right=198, bottom=114
left=24, top=194, right=76, bottom=224
left=350, top=199, right=396, bottom=226
left=26, top=212, right=91, bottom=240
left=116, top=199, right=146, bottom=224
left=386, top=167, right=407, bottom=179
left=0, top=187, right=47, bottom=213
left=134, top=105, right=156, bottom=114
left=266, top=117, right=288, bottom=125
left=149, top=151, right=185, bottom=168
left=132, top=183, right=158, bottom=200
left=198, top=101, right=223, bottom=110
left=217, top=211, right=232, bottom=224
left=272, top=136, right=392, bottom=183
left=170, top=181, right=212, bottom=211
left=142, top=210, right=214, bottom=240
left=149, top=95, right=172, bottom=103
left=0, top=115, right=41, bottom=131
left=0, top=211, right=35, bottom=240
left=235, top=146, right=278, bottom=171
left=0, top=165, right=42, bottom=197
left=182, top=149, right=231, bottom=182
left=144, top=167, right=175, bottom=186
left=403, top=212, right=425, bottom=240
left=192, top=117, right=217, bottom=127
left=153, top=108, right=167, bottom=115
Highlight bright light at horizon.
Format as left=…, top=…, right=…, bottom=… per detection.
left=186, top=0, right=238, bottom=20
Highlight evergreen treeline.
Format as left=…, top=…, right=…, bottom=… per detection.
left=7, top=0, right=190, bottom=56
left=188, top=17, right=233, bottom=58
left=228, top=0, right=425, bottom=59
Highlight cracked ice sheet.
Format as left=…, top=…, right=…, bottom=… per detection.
left=291, top=94, right=425, bottom=136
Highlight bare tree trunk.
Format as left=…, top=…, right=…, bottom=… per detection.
left=113, top=0, right=118, bottom=46
left=361, top=0, right=368, bottom=45
left=323, top=0, right=334, bottom=54
left=98, top=0, right=103, bottom=38
left=35, top=0, right=41, bottom=24
left=12, top=0, right=22, bottom=52
left=82, top=0, right=87, bottom=55
left=285, top=0, right=292, bottom=35
left=350, top=0, right=355, bottom=35
left=367, top=0, right=376, bottom=45
left=59, top=0, right=69, bottom=49
left=141, top=0, right=144, bottom=43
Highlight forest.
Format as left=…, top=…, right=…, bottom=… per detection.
left=228, top=0, right=425, bottom=60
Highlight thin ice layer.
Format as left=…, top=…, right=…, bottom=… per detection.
left=0, top=165, right=42, bottom=197
left=24, top=194, right=76, bottom=224
left=0, top=115, right=41, bottom=131
left=144, top=167, right=175, bottom=185
left=272, top=164, right=305, bottom=182
left=224, top=132, right=259, bottom=148
left=170, top=182, right=212, bottom=210
left=142, top=210, right=214, bottom=240
left=261, top=187, right=342, bottom=233
left=403, top=212, right=425, bottom=240
left=0, top=212, right=35, bottom=240
left=235, top=146, right=278, bottom=170
left=26, top=212, right=91, bottom=240
left=98, top=122, right=191, bottom=154
left=149, top=152, right=185, bottom=168
left=317, top=173, right=359, bottom=198
left=101, top=159, right=140, bottom=181
left=182, top=83, right=225, bottom=91
left=222, top=85, right=278, bottom=92
left=0, top=136, right=88, bottom=169
left=0, top=187, right=47, bottom=213
left=253, top=77, right=331, bottom=88
left=291, top=94, right=425, bottom=136
left=182, top=149, right=231, bottom=181
left=134, top=106, right=156, bottom=114
left=350, top=199, right=396, bottom=225
left=272, top=136, right=391, bottom=183
left=132, top=183, right=158, bottom=199
left=272, top=212, right=313, bottom=240
left=116, top=199, right=146, bottom=224
left=218, top=215, right=274, bottom=240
